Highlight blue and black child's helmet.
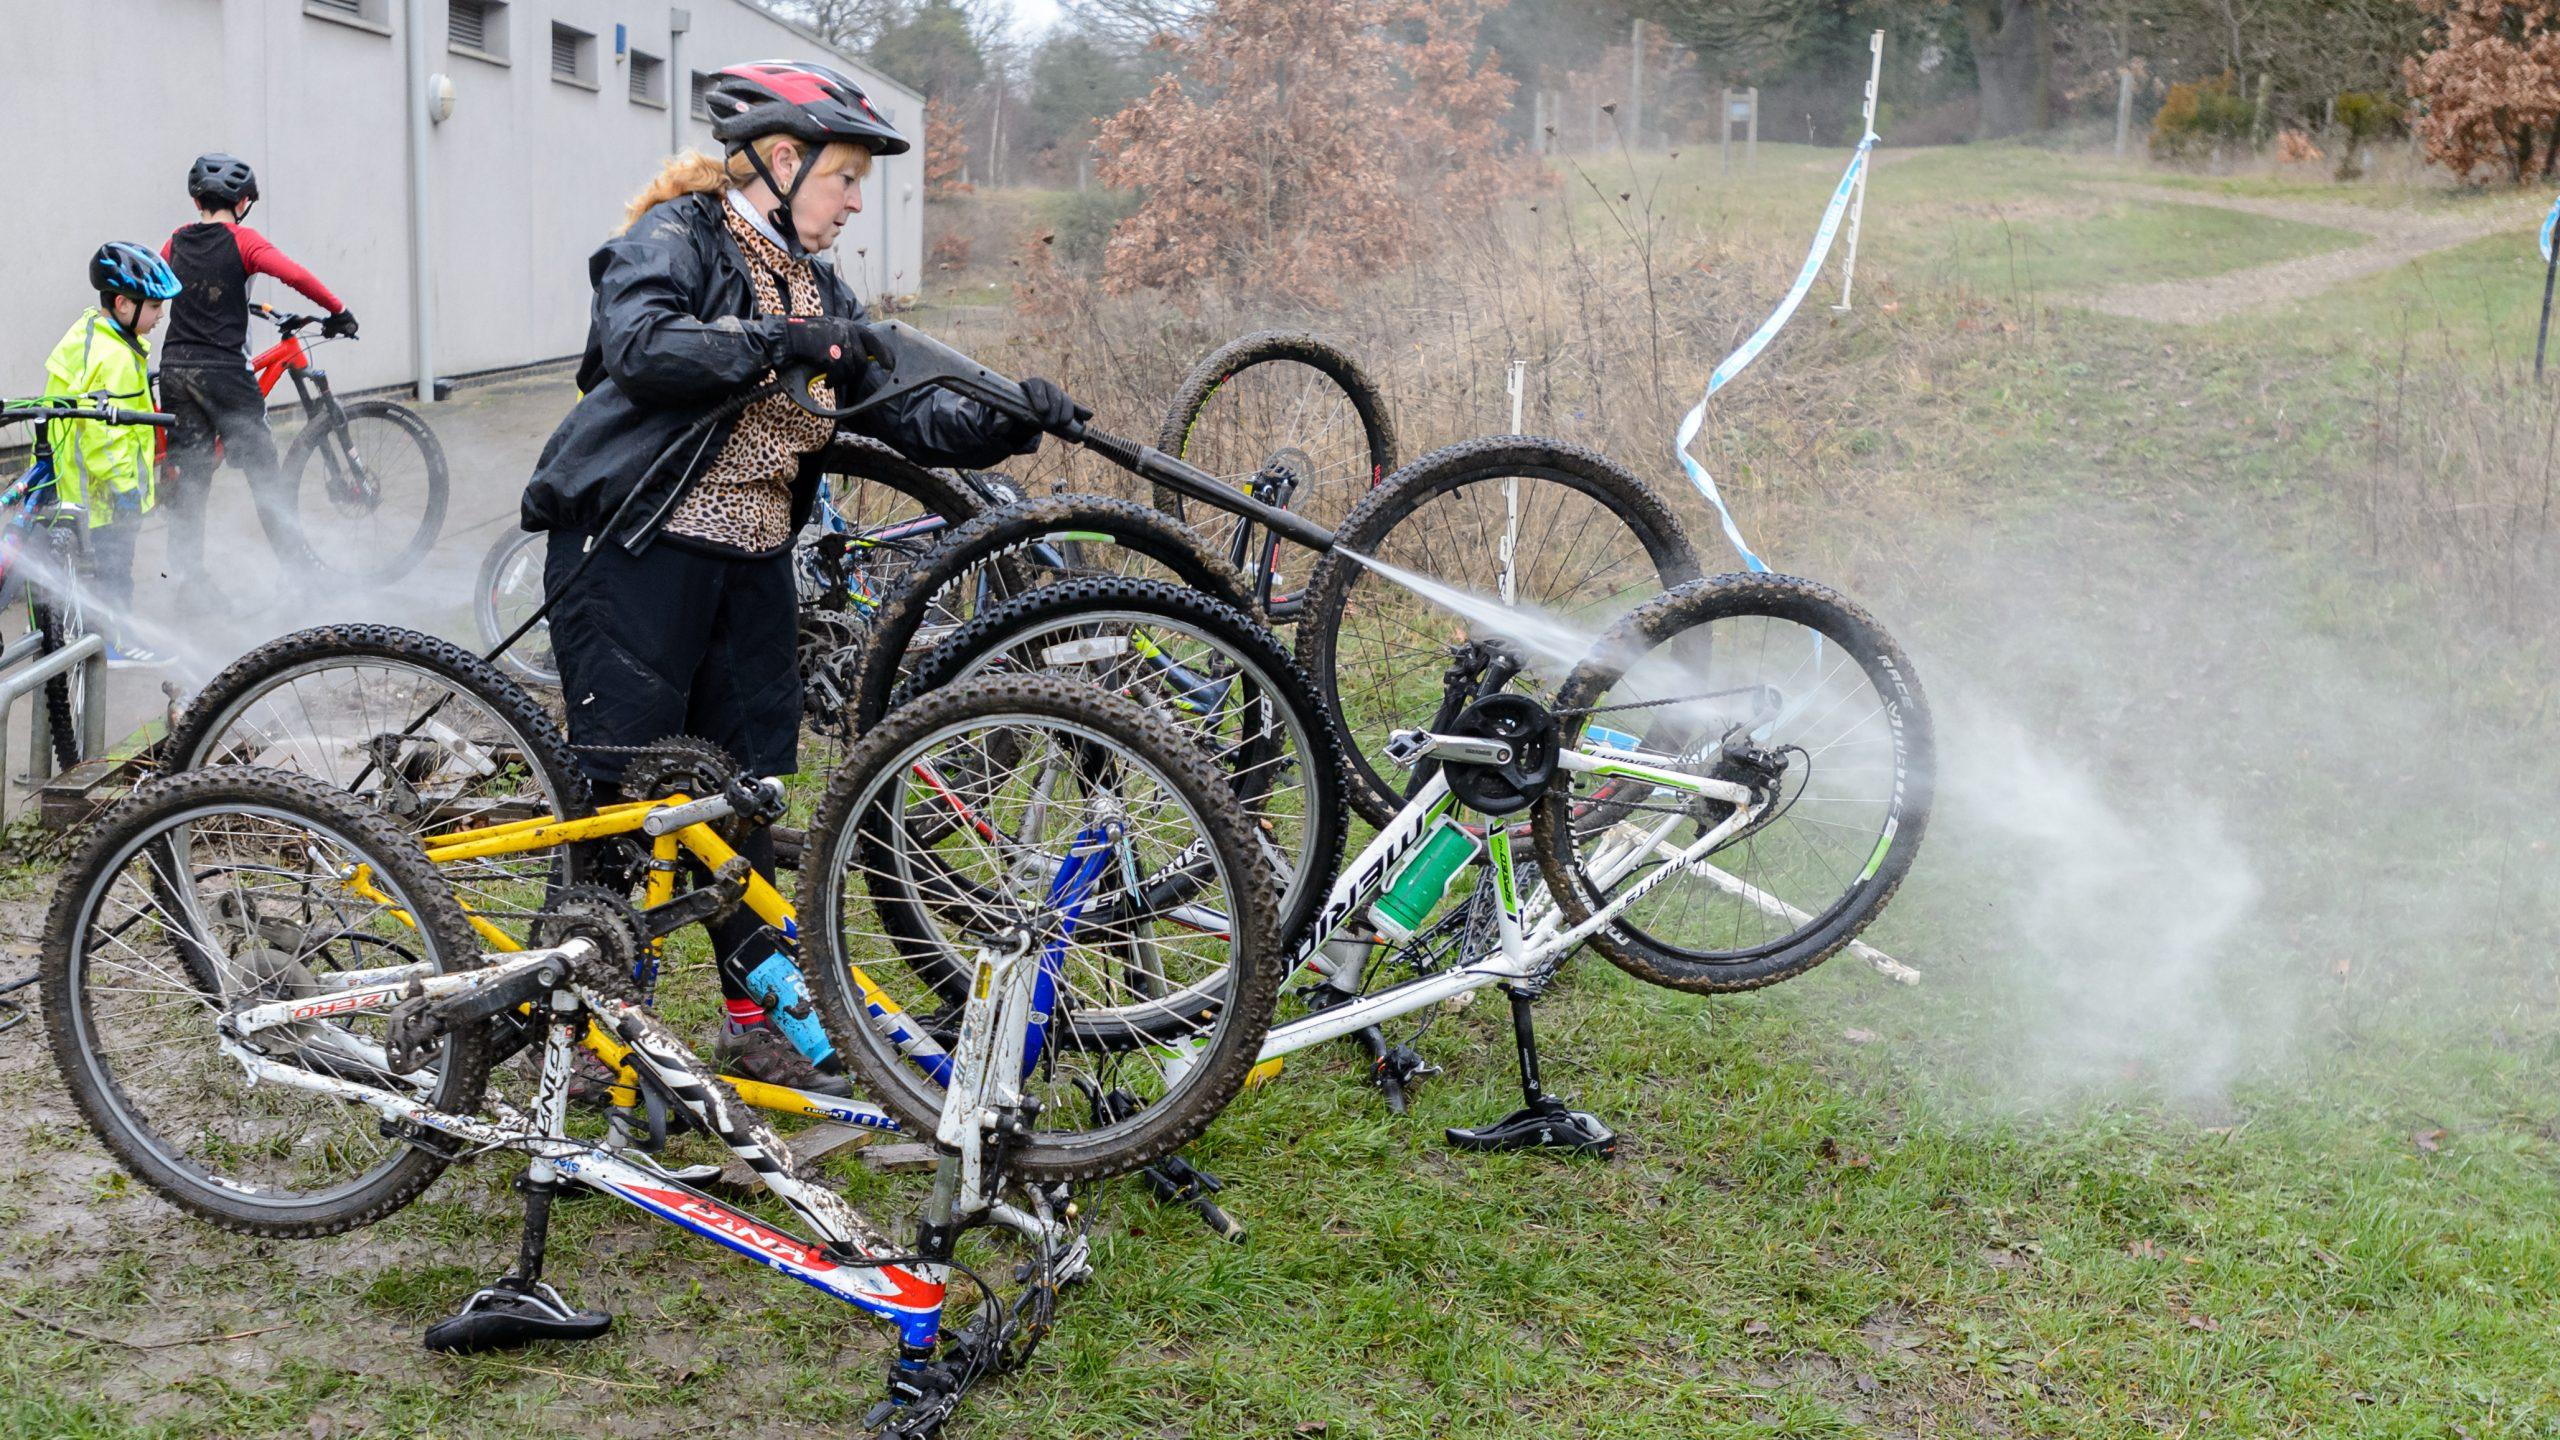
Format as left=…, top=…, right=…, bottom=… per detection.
left=91, top=242, right=182, bottom=303
left=186, top=153, right=260, bottom=210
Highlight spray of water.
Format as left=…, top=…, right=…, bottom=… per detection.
left=1335, top=547, right=1613, bottom=677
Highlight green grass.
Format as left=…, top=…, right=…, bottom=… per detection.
left=1890, top=200, right=2361, bottom=297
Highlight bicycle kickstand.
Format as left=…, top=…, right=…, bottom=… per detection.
left=425, top=1012, right=613, bottom=1353
left=1443, top=986, right=1618, bottom=1159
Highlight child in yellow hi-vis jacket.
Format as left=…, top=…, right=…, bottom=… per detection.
left=44, top=242, right=182, bottom=667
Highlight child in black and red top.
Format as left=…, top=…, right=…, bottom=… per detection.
left=159, top=152, right=356, bottom=589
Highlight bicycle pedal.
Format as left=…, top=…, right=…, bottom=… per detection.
left=422, top=1282, right=611, bottom=1353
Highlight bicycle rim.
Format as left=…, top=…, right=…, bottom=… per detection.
left=1536, top=575, right=1933, bottom=992
left=295, top=406, right=443, bottom=582
left=807, top=677, right=1281, bottom=1179
left=1157, top=334, right=1395, bottom=617
left=46, top=774, right=485, bottom=1230
left=922, top=597, right=1341, bottom=955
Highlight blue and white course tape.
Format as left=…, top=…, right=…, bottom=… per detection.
left=1675, top=134, right=1877, bottom=572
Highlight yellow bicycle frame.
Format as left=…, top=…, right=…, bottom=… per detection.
left=347, top=795, right=925, bottom=1120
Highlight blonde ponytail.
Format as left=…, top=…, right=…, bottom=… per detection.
left=621, top=137, right=875, bottom=232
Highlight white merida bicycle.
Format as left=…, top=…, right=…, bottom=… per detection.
left=807, top=568, right=1934, bottom=1170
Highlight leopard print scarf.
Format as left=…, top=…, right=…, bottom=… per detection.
left=661, top=205, right=839, bottom=555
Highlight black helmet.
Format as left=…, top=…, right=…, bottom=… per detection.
left=90, top=242, right=182, bottom=303
left=703, top=62, right=909, bottom=157
left=187, top=152, right=260, bottom=210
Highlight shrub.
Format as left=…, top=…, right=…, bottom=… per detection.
left=2151, top=75, right=2255, bottom=161
left=2332, top=91, right=2406, bottom=179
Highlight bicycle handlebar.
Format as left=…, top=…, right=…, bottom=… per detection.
left=251, top=303, right=328, bottom=337
left=1, top=397, right=176, bottom=429
left=776, top=320, right=1338, bottom=555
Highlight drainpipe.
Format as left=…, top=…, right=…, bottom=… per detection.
left=401, top=0, right=436, bottom=403
left=668, top=8, right=691, bottom=155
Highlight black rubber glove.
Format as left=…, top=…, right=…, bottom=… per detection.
left=321, top=310, right=359, bottom=339
left=781, top=317, right=895, bottom=377
left=1018, top=376, right=1079, bottom=433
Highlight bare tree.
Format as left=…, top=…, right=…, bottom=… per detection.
left=771, top=0, right=901, bottom=50
left=1065, top=0, right=1215, bottom=50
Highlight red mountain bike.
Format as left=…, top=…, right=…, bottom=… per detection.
left=199, top=304, right=449, bottom=585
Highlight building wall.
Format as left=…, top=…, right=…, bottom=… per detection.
left=1, top=0, right=925, bottom=401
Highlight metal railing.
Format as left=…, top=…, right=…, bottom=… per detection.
left=0, top=627, right=107, bottom=819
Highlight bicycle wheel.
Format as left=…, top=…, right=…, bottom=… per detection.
left=44, top=766, right=492, bottom=1236
left=804, top=674, right=1283, bottom=1182
left=1155, top=331, right=1396, bottom=619
left=851, top=494, right=1253, bottom=738
left=35, top=525, right=89, bottom=773
left=792, top=438, right=988, bottom=796
left=285, top=399, right=449, bottom=585
left=894, top=575, right=1348, bottom=956
left=162, top=624, right=595, bottom=922
left=1532, top=574, right=1933, bottom=993
left=1297, top=437, right=1700, bottom=825
left=474, top=528, right=556, bottom=689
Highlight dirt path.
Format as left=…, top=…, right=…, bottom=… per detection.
left=2060, top=182, right=2545, bottom=324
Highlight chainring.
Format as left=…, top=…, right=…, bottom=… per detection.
left=618, top=736, right=746, bottom=805
left=527, top=884, right=650, bottom=1001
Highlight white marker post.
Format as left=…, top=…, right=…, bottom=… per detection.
left=1501, top=358, right=1526, bottom=605
left=1834, top=30, right=1884, bottom=312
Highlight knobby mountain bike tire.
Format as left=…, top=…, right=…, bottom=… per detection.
left=1296, top=436, right=1701, bottom=826
left=45, top=767, right=493, bottom=1237
left=161, top=624, right=600, bottom=912
left=891, top=574, right=1350, bottom=968
left=804, top=674, right=1285, bottom=1183
left=851, top=494, right=1255, bottom=738
left=1531, top=573, right=1934, bottom=994
left=1153, top=331, right=1397, bottom=619
left=35, top=525, right=89, bottom=773
left=285, top=399, right=449, bottom=586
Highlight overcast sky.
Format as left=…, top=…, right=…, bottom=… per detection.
left=1000, top=0, right=1067, bottom=41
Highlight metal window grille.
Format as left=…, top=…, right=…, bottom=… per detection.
left=551, top=25, right=587, bottom=80
left=449, top=0, right=489, bottom=52
left=631, top=52, right=663, bottom=104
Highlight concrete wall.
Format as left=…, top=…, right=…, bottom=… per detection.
left=0, top=0, right=925, bottom=401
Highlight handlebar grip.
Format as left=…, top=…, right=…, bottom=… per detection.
left=112, top=409, right=177, bottom=428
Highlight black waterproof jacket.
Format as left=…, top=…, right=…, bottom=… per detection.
left=521, top=190, right=1030, bottom=540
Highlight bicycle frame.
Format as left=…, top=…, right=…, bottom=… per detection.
left=212, top=934, right=1073, bottom=1361
left=403, top=780, right=1116, bottom=1135
left=1249, top=743, right=1760, bottom=1065
left=248, top=316, right=345, bottom=424
left=404, top=795, right=932, bottom=1128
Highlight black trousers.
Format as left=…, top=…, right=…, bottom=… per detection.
left=159, top=363, right=309, bottom=576
left=545, top=527, right=803, bottom=1003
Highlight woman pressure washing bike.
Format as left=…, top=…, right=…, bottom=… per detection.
left=519, top=60, right=1082, bottom=1095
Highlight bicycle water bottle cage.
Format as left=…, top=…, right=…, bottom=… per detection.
left=1442, top=693, right=1558, bottom=817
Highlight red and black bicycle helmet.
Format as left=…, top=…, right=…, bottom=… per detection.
left=704, top=61, right=909, bottom=157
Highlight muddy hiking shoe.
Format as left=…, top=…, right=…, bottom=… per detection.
left=717, top=1019, right=854, bottom=1097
